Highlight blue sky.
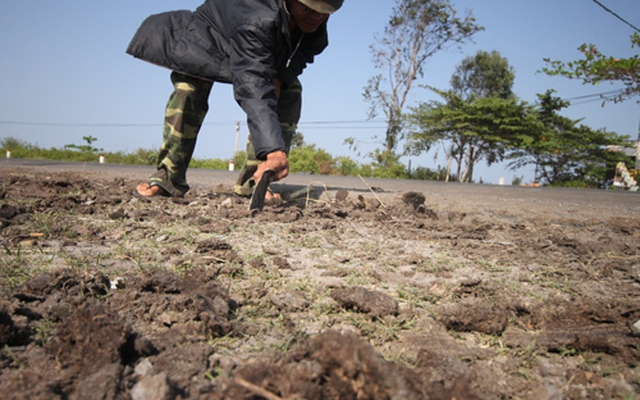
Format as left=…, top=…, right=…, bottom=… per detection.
left=0, top=0, right=638, bottom=184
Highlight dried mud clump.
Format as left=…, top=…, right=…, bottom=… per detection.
left=331, top=286, right=399, bottom=318
left=217, top=330, right=479, bottom=400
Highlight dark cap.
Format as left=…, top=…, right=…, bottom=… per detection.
left=298, top=0, right=344, bottom=14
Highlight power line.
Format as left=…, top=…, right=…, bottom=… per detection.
left=592, top=0, right=640, bottom=33
left=301, top=119, right=383, bottom=125
left=0, top=121, right=160, bottom=127
left=0, top=94, right=628, bottom=129
left=0, top=119, right=387, bottom=128
left=556, top=88, right=631, bottom=105
left=299, top=126, right=384, bottom=130
left=570, top=96, right=618, bottom=106
left=561, top=89, right=625, bottom=101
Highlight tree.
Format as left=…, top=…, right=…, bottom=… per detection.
left=451, top=50, right=515, bottom=99
left=64, top=136, right=103, bottom=153
left=505, top=91, right=563, bottom=183
left=360, top=0, right=483, bottom=157
left=542, top=33, right=640, bottom=103
left=407, top=89, right=533, bottom=182
left=291, top=131, right=306, bottom=150
left=507, top=90, right=630, bottom=186
left=407, top=50, right=525, bottom=182
left=443, top=50, right=516, bottom=181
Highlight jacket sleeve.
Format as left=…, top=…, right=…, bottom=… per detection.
left=229, top=24, right=286, bottom=160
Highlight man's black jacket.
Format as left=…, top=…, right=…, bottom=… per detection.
left=127, top=0, right=329, bottom=159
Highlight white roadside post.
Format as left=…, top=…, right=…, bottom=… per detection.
left=229, top=120, right=240, bottom=171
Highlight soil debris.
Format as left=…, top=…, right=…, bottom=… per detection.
left=1, top=168, right=639, bottom=399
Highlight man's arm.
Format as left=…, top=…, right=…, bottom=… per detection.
left=253, top=77, right=288, bottom=184
left=229, top=25, right=287, bottom=159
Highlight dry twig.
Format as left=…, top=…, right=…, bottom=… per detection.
left=233, top=377, right=283, bottom=400
left=358, top=175, right=386, bottom=207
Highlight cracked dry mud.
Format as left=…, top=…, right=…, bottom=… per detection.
left=1, top=167, right=640, bottom=399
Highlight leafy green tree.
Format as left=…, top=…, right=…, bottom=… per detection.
left=360, top=0, right=483, bottom=157
left=291, top=131, right=305, bottom=150
left=432, top=50, right=518, bottom=181
left=542, top=33, right=640, bottom=103
left=451, top=50, right=515, bottom=100
left=507, top=90, right=630, bottom=186
left=505, top=91, right=560, bottom=182
left=408, top=88, right=533, bottom=182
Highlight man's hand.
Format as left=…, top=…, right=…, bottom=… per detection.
left=254, top=151, right=289, bottom=184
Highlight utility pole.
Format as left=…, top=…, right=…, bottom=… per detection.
left=234, top=120, right=240, bottom=158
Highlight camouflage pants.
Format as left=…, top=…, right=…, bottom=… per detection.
left=150, top=71, right=301, bottom=197
left=150, top=72, right=212, bottom=196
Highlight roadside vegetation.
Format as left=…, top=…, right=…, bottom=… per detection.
left=0, top=135, right=426, bottom=181
left=0, top=124, right=634, bottom=189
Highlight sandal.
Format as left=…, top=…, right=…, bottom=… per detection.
left=134, top=169, right=187, bottom=198
left=133, top=182, right=171, bottom=199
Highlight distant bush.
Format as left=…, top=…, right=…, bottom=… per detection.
left=336, top=156, right=359, bottom=176
left=1, top=137, right=30, bottom=152
left=411, top=166, right=448, bottom=181
left=190, top=158, right=228, bottom=170
left=548, top=180, right=591, bottom=189
left=511, top=175, right=523, bottom=186
left=289, top=144, right=336, bottom=175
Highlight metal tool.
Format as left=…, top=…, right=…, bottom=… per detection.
left=249, top=168, right=277, bottom=214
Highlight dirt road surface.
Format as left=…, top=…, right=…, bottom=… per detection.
left=1, top=159, right=639, bottom=399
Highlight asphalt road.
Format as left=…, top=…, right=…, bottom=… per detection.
left=2, top=158, right=639, bottom=216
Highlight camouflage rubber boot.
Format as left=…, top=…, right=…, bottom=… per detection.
left=234, top=79, right=302, bottom=196
left=154, top=71, right=213, bottom=196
